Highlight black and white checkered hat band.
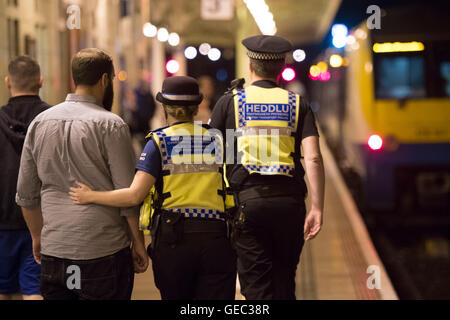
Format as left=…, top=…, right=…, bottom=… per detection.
left=247, top=50, right=286, bottom=60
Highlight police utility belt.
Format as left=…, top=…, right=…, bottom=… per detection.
left=235, top=184, right=303, bottom=204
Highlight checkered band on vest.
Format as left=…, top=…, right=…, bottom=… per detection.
left=166, top=208, right=225, bottom=221
left=247, top=50, right=286, bottom=60
left=155, top=130, right=170, bottom=165
left=245, top=164, right=295, bottom=175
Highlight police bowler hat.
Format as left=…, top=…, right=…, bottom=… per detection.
left=156, top=76, right=203, bottom=106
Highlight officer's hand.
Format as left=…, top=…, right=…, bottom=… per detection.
left=132, top=241, right=149, bottom=274
left=304, top=209, right=323, bottom=241
left=69, top=181, right=93, bottom=204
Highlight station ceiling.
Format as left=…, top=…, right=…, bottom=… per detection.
left=150, top=0, right=342, bottom=47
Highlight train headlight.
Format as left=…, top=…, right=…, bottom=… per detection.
left=368, top=134, right=383, bottom=151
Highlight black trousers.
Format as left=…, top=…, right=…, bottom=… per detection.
left=40, top=247, right=134, bottom=300
left=234, top=196, right=306, bottom=300
left=149, top=220, right=237, bottom=300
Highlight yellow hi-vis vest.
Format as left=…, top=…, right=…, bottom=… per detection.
left=233, top=85, right=300, bottom=177
left=139, top=122, right=234, bottom=232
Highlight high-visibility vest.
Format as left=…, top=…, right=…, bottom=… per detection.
left=139, top=122, right=233, bottom=232
left=233, top=85, right=300, bottom=178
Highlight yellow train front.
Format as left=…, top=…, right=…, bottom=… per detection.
left=311, top=4, right=450, bottom=212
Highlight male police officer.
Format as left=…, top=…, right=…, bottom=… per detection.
left=210, top=35, right=325, bottom=300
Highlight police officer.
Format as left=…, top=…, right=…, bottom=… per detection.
left=70, top=76, right=237, bottom=300
left=210, top=35, right=325, bottom=300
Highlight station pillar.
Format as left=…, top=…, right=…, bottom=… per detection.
left=150, top=38, right=166, bottom=129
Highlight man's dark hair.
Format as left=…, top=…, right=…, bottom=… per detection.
left=250, top=58, right=285, bottom=79
left=71, top=48, right=114, bottom=86
left=8, top=56, right=41, bottom=92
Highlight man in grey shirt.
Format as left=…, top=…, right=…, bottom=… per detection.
left=16, top=48, right=149, bottom=300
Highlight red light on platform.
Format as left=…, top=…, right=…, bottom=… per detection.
left=166, top=59, right=180, bottom=74
left=282, top=67, right=296, bottom=82
left=368, top=134, right=383, bottom=151
left=319, top=70, right=331, bottom=81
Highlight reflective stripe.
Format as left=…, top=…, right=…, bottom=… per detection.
left=155, top=130, right=170, bottom=165
left=245, top=164, right=294, bottom=175
left=162, top=163, right=221, bottom=175
left=288, top=91, right=297, bottom=129
left=237, top=90, right=247, bottom=127
left=162, top=93, right=201, bottom=101
left=237, top=126, right=293, bottom=136
left=166, top=208, right=226, bottom=221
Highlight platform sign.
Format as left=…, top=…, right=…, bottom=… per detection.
left=201, top=0, right=234, bottom=21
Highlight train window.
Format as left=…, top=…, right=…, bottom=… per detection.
left=435, top=43, right=450, bottom=97
left=441, top=63, right=450, bottom=97
left=375, top=55, right=426, bottom=99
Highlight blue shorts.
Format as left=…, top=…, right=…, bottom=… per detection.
left=0, top=230, right=41, bottom=295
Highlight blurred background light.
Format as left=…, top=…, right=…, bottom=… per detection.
left=166, top=59, right=180, bottom=74
left=199, top=43, right=211, bottom=55
left=368, top=134, right=383, bottom=151
left=143, top=23, right=157, bottom=38
left=184, top=46, right=198, bottom=60
left=317, top=61, right=328, bottom=72
left=208, top=48, right=221, bottom=61
left=216, top=69, right=228, bottom=82
left=332, top=24, right=348, bottom=38
left=329, top=54, right=343, bottom=68
left=331, top=23, right=348, bottom=49
left=118, top=70, right=128, bottom=82
left=319, top=70, right=331, bottom=82
left=293, top=49, right=306, bottom=62
left=373, top=41, right=425, bottom=53
left=168, top=32, right=180, bottom=46
left=157, top=28, right=169, bottom=42
left=346, top=35, right=356, bottom=45
left=309, top=65, right=321, bottom=78
left=282, top=67, right=296, bottom=82
left=354, top=28, right=367, bottom=40
left=333, top=36, right=347, bottom=49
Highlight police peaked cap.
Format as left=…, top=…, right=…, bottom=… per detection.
left=156, top=76, right=204, bottom=106
left=242, top=35, right=293, bottom=60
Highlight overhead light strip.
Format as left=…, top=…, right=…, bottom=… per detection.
left=244, top=0, right=277, bottom=35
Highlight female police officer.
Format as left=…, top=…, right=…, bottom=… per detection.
left=69, top=76, right=237, bottom=300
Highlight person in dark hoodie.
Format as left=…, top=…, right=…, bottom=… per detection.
left=0, top=56, right=49, bottom=300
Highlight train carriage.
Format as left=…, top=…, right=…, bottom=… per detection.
left=311, top=4, right=450, bottom=212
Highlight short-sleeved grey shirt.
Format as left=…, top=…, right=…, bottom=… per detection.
left=16, top=94, right=138, bottom=260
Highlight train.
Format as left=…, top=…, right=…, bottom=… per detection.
left=310, top=4, right=450, bottom=213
